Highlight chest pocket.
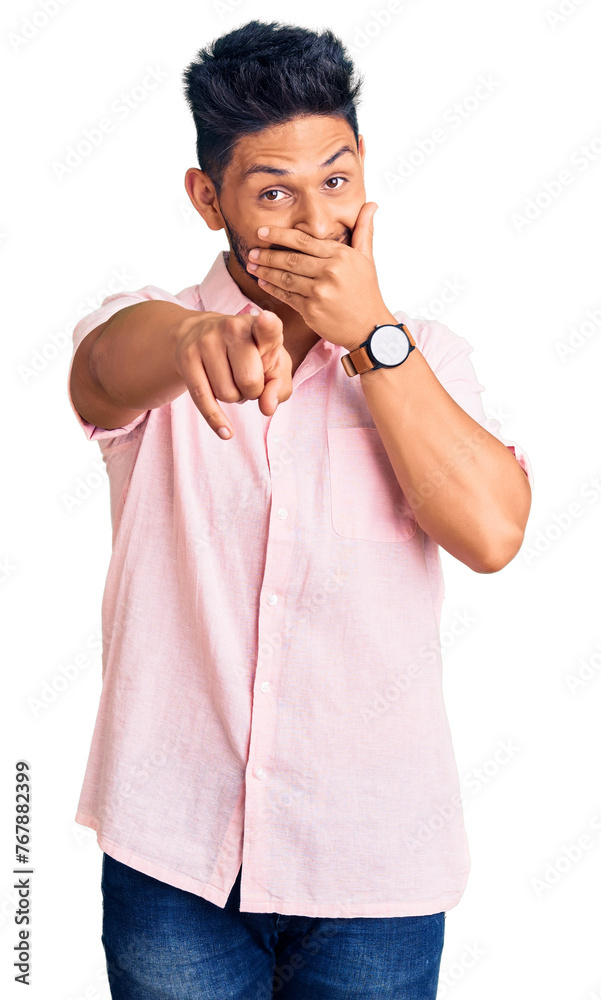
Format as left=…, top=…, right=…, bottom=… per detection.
left=326, top=426, right=417, bottom=543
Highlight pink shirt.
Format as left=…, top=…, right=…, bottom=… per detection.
left=67, top=249, right=533, bottom=918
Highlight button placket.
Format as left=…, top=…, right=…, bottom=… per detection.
left=245, top=408, right=295, bottom=805
left=241, top=342, right=340, bottom=909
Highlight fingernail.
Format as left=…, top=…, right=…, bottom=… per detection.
left=217, top=427, right=231, bottom=439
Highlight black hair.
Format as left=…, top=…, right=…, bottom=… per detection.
left=182, top=19, right=364, bottom=196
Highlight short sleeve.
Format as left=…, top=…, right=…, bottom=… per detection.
left=67, top=285, right=185, bottom=443
left=396, top=312, right=533, bottom=488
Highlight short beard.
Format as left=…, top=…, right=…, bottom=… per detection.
left=220, top=205, right=262, bottom=288
left=219, top=204, right=352, bottom=286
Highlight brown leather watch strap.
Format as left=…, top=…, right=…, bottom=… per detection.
left=341, top=346, right=373, bottom=377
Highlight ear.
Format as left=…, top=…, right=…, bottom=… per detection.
left=184, top=168, right=224, bottom=232
left=357, top=134, right=366, bottom=172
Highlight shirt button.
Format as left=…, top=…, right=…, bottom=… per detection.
left=260, top=681, right=271, bottom=693
left=267, top=593, right=278, bottom=606
left=276, top=507, right=288, bottom=520
left=273, top=435, right=280, bottom=444
left=255, top=767, right=266, bottom=780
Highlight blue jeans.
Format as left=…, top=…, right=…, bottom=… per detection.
left=101, top=852, right=445, bottom=999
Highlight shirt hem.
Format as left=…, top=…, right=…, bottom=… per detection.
left=238, top=886, right=468, bottom=918
left=76, top=810, right=231, bottom=908
left=76, top=810, right=468, bottom=918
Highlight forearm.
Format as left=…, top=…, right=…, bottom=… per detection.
left=359, top=347, right=532, bottom=572
left=89, top=300, right=204, bottom=411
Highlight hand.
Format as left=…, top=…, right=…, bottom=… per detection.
left=173, top=309, right=293, bottom=440
left=245, top=202, right=397, bottom=350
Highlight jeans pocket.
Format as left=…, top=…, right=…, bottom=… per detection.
left=327, top=426, right=417, bottom=543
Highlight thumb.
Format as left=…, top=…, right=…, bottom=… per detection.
left=351, top=202, right=378, bottom=259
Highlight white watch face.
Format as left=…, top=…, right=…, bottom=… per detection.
left=369, top=325, right=410, bottom=366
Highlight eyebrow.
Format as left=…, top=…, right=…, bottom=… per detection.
left=240, top=144, right=357, bottom=181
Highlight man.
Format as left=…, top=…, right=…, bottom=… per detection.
left=67, top=18, right=532, bottom=1000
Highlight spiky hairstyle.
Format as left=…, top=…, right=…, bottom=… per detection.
left=182, top=19, right=364, bottom=195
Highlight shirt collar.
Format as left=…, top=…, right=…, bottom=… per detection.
left=197, top=250, right=257, bottom=316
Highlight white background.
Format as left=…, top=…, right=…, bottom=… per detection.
left=2, top=0, right=601, bottom=997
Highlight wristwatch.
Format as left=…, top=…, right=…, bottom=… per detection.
left=341, top=321, right=416, bottom=377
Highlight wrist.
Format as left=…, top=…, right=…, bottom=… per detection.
left=345, top=310, right=407, bottom=353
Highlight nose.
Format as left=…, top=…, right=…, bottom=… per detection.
left=290, top=190, right=338, bottom=242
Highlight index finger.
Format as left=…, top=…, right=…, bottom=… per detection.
left=255, top=226, right=334, bottom=258
left=248, top=306, right=285, bottom=353
left=181, top=353, right=234, bottom=440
